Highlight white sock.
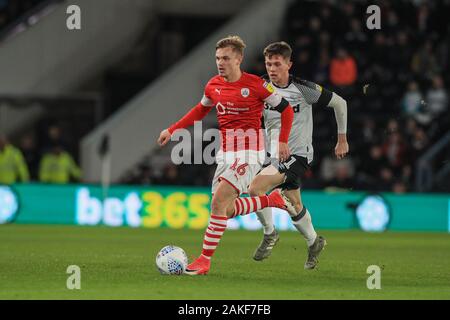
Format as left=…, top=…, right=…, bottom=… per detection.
left=256, top=207, right=275, bottom=235
left=292, top=207, right=317, bottom=247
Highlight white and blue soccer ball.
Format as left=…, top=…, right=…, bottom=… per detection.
left=155, top=245, right=188, bottom=275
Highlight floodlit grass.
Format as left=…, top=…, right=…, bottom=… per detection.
left=1, top=224, right=449, bottom=299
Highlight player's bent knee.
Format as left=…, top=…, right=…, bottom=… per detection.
left=248, top=178, right=270, bottom=196
left=289, top=198, right=303, bottom=213
left=294, top=203, right=303, bottom=214
left=211, top=194, right=234, bottom=216
left=211, top=180, right=239, bottom=213
left=211, top=197, right=226, bottom=214
left=247, top=185, right=265, bottom=197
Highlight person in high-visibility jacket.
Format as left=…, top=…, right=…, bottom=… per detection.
left=0, top=135, right=30, bottom=184
left=39, top=144, right=81, bottom=184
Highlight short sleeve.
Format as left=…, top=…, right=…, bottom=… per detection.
left=294, top=80, right=332, bottom=107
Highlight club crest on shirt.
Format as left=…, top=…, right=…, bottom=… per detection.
left=241, top=88, right=250, bottom=98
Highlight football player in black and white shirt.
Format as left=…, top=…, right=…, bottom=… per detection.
left=248, top=41, right=349, bottom=269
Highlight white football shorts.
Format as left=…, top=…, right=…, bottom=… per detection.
left=211, top=149, right=265, bottom=195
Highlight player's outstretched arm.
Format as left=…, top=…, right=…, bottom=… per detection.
left=157, top=103, right=213, bottom=147
left=157, top=129, right=172, bottom=147
left=328, top=93, right=349, bottom=159
left=278, top=103, right=294, bottom=161
left=335, top=133, right=349, bottom=159
left=264, top=95, right=294, bottom=162
left=293, top=79, right=349, bottom=159
left=259, top=80, right=294, bottom=161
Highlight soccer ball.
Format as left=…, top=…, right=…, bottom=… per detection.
left=155, top=245, right=188, bottom=275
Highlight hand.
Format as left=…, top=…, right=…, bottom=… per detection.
left=157, top=129, right=171, bottom=147
left=278, top=142, right=291, bottom=162
left=335, top=134, right=349, bottom=159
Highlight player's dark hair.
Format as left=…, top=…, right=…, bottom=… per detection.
left=263, top=41, right=292, bottom=60
left=216, top=35, right=246, bottom=56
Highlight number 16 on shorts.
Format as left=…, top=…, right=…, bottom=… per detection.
left=230, top=158, right=248, bottom=176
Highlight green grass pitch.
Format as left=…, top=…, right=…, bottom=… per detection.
left=1, top=224, right=450, bottom=299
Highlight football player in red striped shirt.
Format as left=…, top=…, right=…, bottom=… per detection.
left=158, top=36, right=294, bottom=275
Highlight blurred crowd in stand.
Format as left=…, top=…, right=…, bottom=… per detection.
left=124, top=0, right=449, bottom=193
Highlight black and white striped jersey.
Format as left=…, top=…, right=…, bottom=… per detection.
left=263, top=74, right=332, bottom=163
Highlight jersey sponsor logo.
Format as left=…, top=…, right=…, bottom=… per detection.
left=216, top=102, right=226, bottom=115
left=263, top=81, right=275, bottom=93
left=216, top=101, right=248, bottom=115
left=241, top=88, right=250, bottom=98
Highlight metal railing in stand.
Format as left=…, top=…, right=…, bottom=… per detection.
left=416, top=131, right=450, bottom=192
left=0, top=0, right=63, bottom=43
left=0, top=93, right=104, bottom=137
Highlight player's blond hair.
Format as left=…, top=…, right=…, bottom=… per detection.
left=216, top=35, right=246, bottom=56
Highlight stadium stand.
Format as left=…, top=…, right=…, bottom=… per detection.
left=2, top=0, right=449, bottom=192
left=0, top=0, right=44, bottom=29
left=124, top=0, right=450, bottom=193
